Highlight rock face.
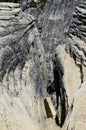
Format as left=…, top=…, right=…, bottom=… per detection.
left=40, top=0, right=85, bottom=87
left=41, top=0, right=84, bottom=51
left=0, top=1, right=86, bottom=130
left=25, top=0, right=85, bottom=88
left=64, top=2, right=86, bottom=130
left=55, top=2, right=86, bottom=130
left=0, top=2, right=48, bottom=130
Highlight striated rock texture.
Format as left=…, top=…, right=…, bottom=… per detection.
left=64, top=2, right=86, bottom=130
left=41, top=0, right=84, bottom=51
left=0, top=1, right=86, bottom=130
left=41, top=0, right=85, bottom=85
left=25, top=0, right=85, bottom=89
left=55, top=2, right=86, bottom=130
left=0, top=2, right=48, bottom=130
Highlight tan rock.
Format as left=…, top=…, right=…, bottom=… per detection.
left=44, top=97, right=56, bottom=119
left=55, top=45, right=81, bottom=106
left=55, top=45, right=86, bottom=130
left=75, top=121, right=86, bottom=130
left=46, top=118, right=60, bottom=130
left=64, top=81, right=86, bottom=130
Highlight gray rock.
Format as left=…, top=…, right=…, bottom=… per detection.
left=0, top=2, right=20, bottom=8
left=0, top=3, right=47, bottom=130
left=55, top=1, right=86, bottom=130
left=41, top=0, right=84, bottom=52
left=0, top=1, right=86, bottom=130
left=25, top=0, right=85, bottom=87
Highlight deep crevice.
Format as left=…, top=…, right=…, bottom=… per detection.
left=53, top=54, right=68, bottom=127
left=47, top=54, right=68, bottom=127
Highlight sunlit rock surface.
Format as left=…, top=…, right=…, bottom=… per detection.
left=0, top=2, right=47, bottom=130
left=0, top=1, right=86, bottom=130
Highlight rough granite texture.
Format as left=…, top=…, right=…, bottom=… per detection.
left=0, top=2, right=48, bottom=130
left=55, top=2, right=86, bottom=130
left=0, top=1, right=86, bottom=130
left=26, top=0, right=85, bottom=85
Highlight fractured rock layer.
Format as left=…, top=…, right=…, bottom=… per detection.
left=57, top=2, right=86, bottom=130
left=0, top=1, right=86, bottom=130
left=0, top=2, right=47, bottom=130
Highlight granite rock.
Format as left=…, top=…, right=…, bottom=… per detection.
left=0, top=1, right=86, bottom=130
left=0, top=2, right=48, bottom=130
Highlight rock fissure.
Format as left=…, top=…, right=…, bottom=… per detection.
left=53, top=54, right=68, bottom=127
left=47, top=54, right=68, bottom=127
left=0, top=1, right=86, bottom=130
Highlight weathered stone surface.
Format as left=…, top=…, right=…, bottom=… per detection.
left=46, top=118, right=60, bottom=130
left=0, top=2, right=48, bottom=130
left=25, top=0, right=85, bottom=89
left=55, top=2, right=86, bottom=130
left=42, top=1, right=86, bottom=129
left=41, top=0, right=85, bottom=52
left=55, top=45, right=81, bottom=106
left=64, top=81, right=86, bottom=130
left=0, top=1, right=86, bottom=130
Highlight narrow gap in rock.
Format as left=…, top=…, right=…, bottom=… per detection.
left=53, top=54, right=68, bottom=127
left=79, top=58, right=84, bottom=83
left=46, top=54, right=68, bottom=127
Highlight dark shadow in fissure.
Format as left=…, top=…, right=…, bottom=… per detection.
left=53, top=54, right=68, bottom=127
left=47, top=54, right=68, bottom=127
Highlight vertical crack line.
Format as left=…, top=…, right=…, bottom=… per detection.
left=79, top=64, right=83, bottom=83
left=53, top=54, right=68, bottom=127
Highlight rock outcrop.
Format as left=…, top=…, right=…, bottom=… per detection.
left=0, top=2, right=48, bottom=130
left=25, top=0, right=85, bottom=91
left=0, top=1, right=86, bottom=130
left=55, top=2, right=86, bottom=130
left=65, top=2, right=86, bottom=130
